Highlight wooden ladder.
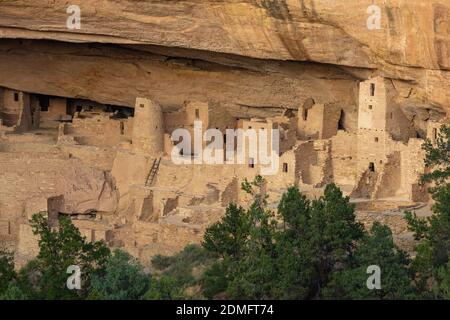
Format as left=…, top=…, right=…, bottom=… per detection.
left=145, top=157, right=161, bottom=187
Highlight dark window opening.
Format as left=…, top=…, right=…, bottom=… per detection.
left=13, top=92, right=19, bottom=102
left=390, top=112, right=393, bottom=119
left=140, top=104, right=144, bottom=108
left=249, top=158, right=255, bottom=168
left=283, top=163, right=288, bottom=173
left=338, top=110, right=346, bottom=131
left=433, top=128, right=438, bottom=142
left=195, top=109, right=200, bottom=120
left=39, top=96, right=50, bottom=112
left=375, top=137, right=379, bottom=142
left=368, top=105, right=373, bottom=110
left=120, top=121, right=124, bottom=135
left=370, top=83, right=375, bottom=96
left=369, top=162, right=375, bottom=172
left=303, top=108, right=308, bottom=121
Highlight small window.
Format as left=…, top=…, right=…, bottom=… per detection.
left=249, top=158, right=255, bottom=168
left=13, top=92, right=19, bottom=102
left=433, top=128, right=438, bottom=142
left=368, top=105, right=373, bottom=110
left=338, top=110, right=345, bottom=131
left=140, top=104, right=144, bottom=108
left=120, top=121, right=124, bottom=135
left=303, top=108, right=308, bottom=121
left=283, top=163, right=288, bottom=173
left=195, top=109, right=200, bottom=120
left=390, top=112, right=393, bottom=119
left=375, top=137, right=379, bottom=142
left=370, top=83, right=375, bottom=96
left=369, top=162, right=375, bottom=172
left=39, top=96, right=50, bottom=112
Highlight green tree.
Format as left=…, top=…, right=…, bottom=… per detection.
left=202, top=181, right=367, bottom=299
left=0, top=283, right=28, bottom=300
left=26, top=212, right=110, bottom=299
left=145, top=275, right=184, bottom=300
left=202, top=203, right=250, bottom=260
left=201, top=259, right=230, bottom=299
left=0, top=248, right=15, bottom=295
left=202, top=176, right=278, bottom=299
left=89, top=250, right=149, bottom=300
left=307, top=184, right=365, bottom=297
left=422, top=124, right=450, bottom=187
left=273, top=186, right=315, bottom=299
left=323, top=222, right=415, bottom=299
left=405, top=124, right=450, bottom=299
left=273, top=184, right=365, bottom=299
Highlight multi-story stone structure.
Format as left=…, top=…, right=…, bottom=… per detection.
left=0, top=74, right=447, bottom=267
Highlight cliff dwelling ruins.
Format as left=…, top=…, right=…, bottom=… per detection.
left=0, top=1, right=449, bottom=268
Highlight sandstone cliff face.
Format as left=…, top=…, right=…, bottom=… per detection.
left=0, top=0, right=448, bottom=68
left=0, top=0, right=448, bottom=124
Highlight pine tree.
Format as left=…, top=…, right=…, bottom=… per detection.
left=323, top=222, right=415, bottom=299
left=405, top=124, right=450, bottom=299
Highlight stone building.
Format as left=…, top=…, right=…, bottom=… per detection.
left=297, top=102, right=343, bottom=140
left=0, top=78, right=446, bottom=268
left=353, top=77, right=427, bottom=201
left=132, top=98, right=164, bottom=155
left=0, top=87, right=32, bottom=132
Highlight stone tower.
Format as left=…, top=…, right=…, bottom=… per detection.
left=356, top=76, right=391, bottom=177
left=132, top=97, right=164, bottom=155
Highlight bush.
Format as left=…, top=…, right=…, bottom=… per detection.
left=90, top=250, right=149, bottom=300
left=0, top=248, right=15, bottom=295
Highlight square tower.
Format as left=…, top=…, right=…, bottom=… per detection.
left=356, top=77, right=391, bottom=176
left=358, top=76, right=390, bottom=131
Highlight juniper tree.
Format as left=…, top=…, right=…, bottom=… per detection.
left=24, top=212, right=111, bottom=299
